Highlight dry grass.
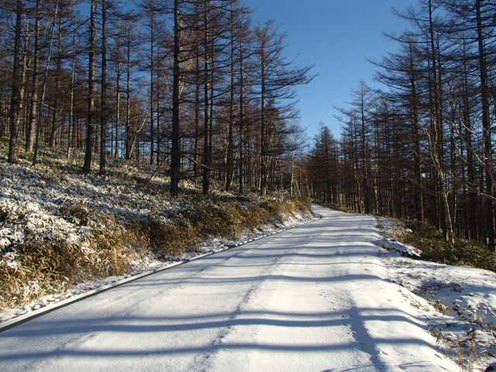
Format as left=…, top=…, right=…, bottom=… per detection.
left=144, top=216, right=198, bottom=257
left=0, top=213, right=149, bottom=308
left=402, top=220, right=496, bottom=273
left=0, top=196, right=311, bottom=310
left=0, top=138, right=313, bottom=309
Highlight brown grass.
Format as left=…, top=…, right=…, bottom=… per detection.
left=402, top=220, right=496, bottom=273
left=0, top=197, right=312, bottom=310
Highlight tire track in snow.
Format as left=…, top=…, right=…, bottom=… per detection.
left=187, top=253, right=283, bottom=372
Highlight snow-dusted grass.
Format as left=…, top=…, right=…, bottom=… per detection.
left=378, top=217, right=496, bottom=370
left=402, top=219, right=496, bottom=273
left=0, top=207, right=315, bottom=328
left=0, top=205, right=466, bottom=371
left=0, top=143, right=312, bottom=313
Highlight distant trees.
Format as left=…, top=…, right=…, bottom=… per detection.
left=304, top=0, right=496, bottom=251
left=254, top=22, right=312, bottom=195
left=1, top=0, right=311, bottom=198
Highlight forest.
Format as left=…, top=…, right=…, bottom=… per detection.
left=0, top=0, right=311, bottom=197
left=2, top=0, right=496, bottom=250
left=306, top=0, right=496, bottom=251
left=1, top=2, right=496, bottom=370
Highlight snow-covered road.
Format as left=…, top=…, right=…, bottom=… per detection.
left=0, top=206, right=459, bottom=371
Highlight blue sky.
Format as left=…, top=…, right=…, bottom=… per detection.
left=244, top=0, right=418, bottom=140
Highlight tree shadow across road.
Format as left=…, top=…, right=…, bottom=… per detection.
left=0, top=306, right=448, bottom=370
left=0, top=209, right=455, bottom=370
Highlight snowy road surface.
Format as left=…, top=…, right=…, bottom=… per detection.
left=0, top=206, right=459, bottom=371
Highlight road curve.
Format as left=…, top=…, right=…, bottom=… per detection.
left=0, top=205, right=458, bottom=371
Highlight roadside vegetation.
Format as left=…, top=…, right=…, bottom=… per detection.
left=401, top=220, right=496, bottom=273
left=0, top=144, right=312, bottom=310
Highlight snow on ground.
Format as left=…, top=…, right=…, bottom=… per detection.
left=374, top=219, right=420, bottom=257
left=377, top=217, right=496, bottom=370
left=375, top=238, right=421, bottom=258
left=0, top=152, right=313, bottom=320
left=0, top=153, right=299, bottom=260
left=0, top=158, right=176, bottom=286
left=2, top=198, right=495, bottom=370
left=0, top=157, right=209, bottom=256
left=0, top=206, right=469, bottom=371
left=0, top=209, right=315, bottom=327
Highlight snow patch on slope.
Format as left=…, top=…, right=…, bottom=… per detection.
left=374, top=238, right=421, bottom=258
left=377, top=217, right=496, bottom=370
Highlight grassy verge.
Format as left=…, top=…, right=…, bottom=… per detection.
left=400, top=220, right=496, bottom=273
left=0, top=197, right=311, bottom=310
left=0, top=139, right=312, bottom=310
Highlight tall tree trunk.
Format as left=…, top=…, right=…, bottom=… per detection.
left=428, top=0, right=453, bottom=242
left=462, top=44, right=476, bottom=240
left=115, top=62, right=121, bottom=158
left=49, top=12, right=63, bottom=148
left=238, top=42, right=245, bottom=194
left=8, top=0, right=24, bottom=163
left=193, top=16, right=200, bottom=183
left=170, top=0, right=181, bottom=198
left=125, top=29, right=132, bottom=160
left=68, top=24, right=76, bottom=157
left=18, top=23, right=29, bottom=149
left=260, top=42, right=267, bottom=196
left=208, top=37, right=214, bottom=191
left=33, top=1, right=59, bottom=165
left=100, top=0, right=108, bottom=175
left=202, top=0, right=211, bottom=195
left=83, top=0, right=97, bottom=173
left=155, top=47, right=161, bottom=165
left=26, top=0, right=42, bottom=153
left=408, top=42, right=423, bottom=221
left=476, top=0, right=494, bottom=249
left=225, top=7, right=235, bottom=192
left=149, top=11, right=155, bottom=165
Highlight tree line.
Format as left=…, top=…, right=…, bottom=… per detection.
left=304, top=0, right=496, bottom=250
left=1, top=0, right=312, bottom=197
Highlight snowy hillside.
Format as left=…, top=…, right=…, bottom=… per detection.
left=0, top=147, right=313, bottom=317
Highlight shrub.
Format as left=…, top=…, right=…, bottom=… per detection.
left=143, top=216, right=198, bottom=258
left=0, top=238, right=81, bottom=308
left=0, top=216, right=147, bottom=309
left=402, top=220, right=496, bottom=273
left=59, top=203, right=94, bottom=226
